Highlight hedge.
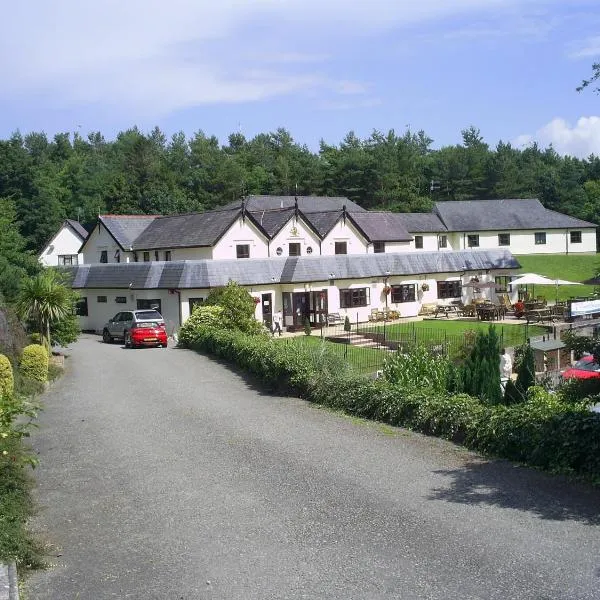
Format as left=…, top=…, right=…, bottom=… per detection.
left=20, top=344, right=49, bottom=383
left=181, top=327, right=600, bottom=483
left=0, top=354, right=13, bottom=398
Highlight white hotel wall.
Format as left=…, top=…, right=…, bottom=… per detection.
left=81, top=224, right=135, bottom=264
left=452, top=229, right=596, bottom=254
left=321, top=220, right=368, bottom=255
left=39, top=226, right=84, bottom=266
left=212, top=217, right=269, bottom=259
left=268, top=217, right=321, bottom=256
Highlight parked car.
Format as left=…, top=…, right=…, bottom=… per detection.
left=102, top=310, right=167, bottom=348
left=561, top=355, right=600, bottom=380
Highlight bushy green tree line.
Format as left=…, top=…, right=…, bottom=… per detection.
left=2, top=124, right=600, bottom=259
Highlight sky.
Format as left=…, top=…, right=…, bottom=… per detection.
left=1, top=0, right=600, bottom=157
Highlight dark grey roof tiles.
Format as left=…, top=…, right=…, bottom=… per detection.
left=65, top=219, right=89, bottom=240
left=99, top=215, right=160, bottom=249
left=224, top=195, right=366, bottom=213
left=132, top=210, right=241, bottom=250
left=251, top=208, right=296, bottom=237
left=434, top=199, right=596, bottom=231
left=304, top=211, right=343, bottom=237
left=69, top=249, right=519, bottom=289
left=394, top=213, right=447, bottom=233
left=348, top=212, right=413, bottom=242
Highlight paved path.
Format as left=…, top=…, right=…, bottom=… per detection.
left=27, top=335, right=600, bottom=599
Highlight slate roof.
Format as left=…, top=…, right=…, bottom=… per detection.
left=304, top=211, right=344, bottom=237
left=348, top=212, right=413, bottom=242
left=251, top=207, right=296, bottom=237
left=65, top=219, right=89, bottom=240
left=98, top=215, right=160, bottom=250
left=223, top=195, right=366, bottom=213
left=395, top=213, right=447, bottom=233
left=68, top=249, right=519, bottom=289
left=434, top=199, right=597, bottom=231
left=132, top=210, right=243, bottom=250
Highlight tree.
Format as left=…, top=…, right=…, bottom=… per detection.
left=16, top=270, right=74, bottom=351
left=577, top=63, right=600, bottom=94
left=203, top=281, right=263, bottom=334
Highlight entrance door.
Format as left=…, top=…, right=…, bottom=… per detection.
left=292, top=292, right=311, bottom=327
left=261, top=293, right=272, bottom=329
left=311, top=290, right=328, bottom=326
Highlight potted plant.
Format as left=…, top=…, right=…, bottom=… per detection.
left=383, top=285, right=392, bottom=295
left=253, top=296, right=261, bottom=304
left=421, top=283, right=430, bottom=292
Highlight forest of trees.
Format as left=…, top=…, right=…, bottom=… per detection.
left=2, top=124, right=600, bottom=259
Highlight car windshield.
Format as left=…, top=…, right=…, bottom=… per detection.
left=135, top=311, right=162, bottom=321
left=573, top=358, right=600, bottom=371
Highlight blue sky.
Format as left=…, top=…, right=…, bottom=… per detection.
left=1, top=0, right=600, bottom=157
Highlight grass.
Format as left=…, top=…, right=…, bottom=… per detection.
left=515, top=253, right=600, bottom=302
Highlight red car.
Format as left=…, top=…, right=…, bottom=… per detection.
left=561, top=355, right=600, bottom=380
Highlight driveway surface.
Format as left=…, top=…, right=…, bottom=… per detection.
left=27, top=335, right=600, bottom=599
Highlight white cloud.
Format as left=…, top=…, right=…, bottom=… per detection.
left=567, top=36, right=600, bottom=59
left=515, top=117, right=600, bottom=158
left=0, top=0, right=568, bottom=118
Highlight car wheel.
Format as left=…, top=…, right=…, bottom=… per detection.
left=102, top=329, right=113, bottom=344
left=124, top=331, right=132, bottom=348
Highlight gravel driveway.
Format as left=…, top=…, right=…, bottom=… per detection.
left=26, top=335, right=600, bottom=599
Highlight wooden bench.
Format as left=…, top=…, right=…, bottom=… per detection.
left=326, top=312, right=344, bottom=325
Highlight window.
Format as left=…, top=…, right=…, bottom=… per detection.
left=75, top=297, right=88, bottom=316
left=467, top=234, right=479, bottom=248
left=143, top=251, right=150, bottom=262
left=498, top=233, right=510, bottom=246
left=535, top=232, right=546, bottom=245
left=495, top=276, right=512, bottom=293
left=306, top=246, right=313, bottom=254
left=289, top=243, right=301, bottom=256
left=570, top=231, right=582, bottom=244
left=97, top=295, right=107, bottom=303
left=339, top=287, right=370, bottom=308
left=438, top=235, right=447, bottom=249
left=58, top=254, right=78, bottom=266
left=276, top=247, right=283, bottom=256
left=115, top=296, right=127, bottom=304
left=137, top=299, right=162, bottom=313
left=335, top=241, right=347, bottom=255
left=189, top=298, right=204, bottom=314
left=165, top=251, right=172, bottom=261
left=437, top=280, right=462, bottom=299
left=154, top=251, right=160, bottom=261
left=415, top=236, right=423, bottom=249
left=373, top=241, right=385, bottom=253
left=236, top=244, right=250, bottom=259
left=391, top=284, right=415, bottom=303
left=100, top=250, right=108, bottom=263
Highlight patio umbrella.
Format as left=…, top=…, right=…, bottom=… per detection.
left=510, top=273, right=581, bottom=302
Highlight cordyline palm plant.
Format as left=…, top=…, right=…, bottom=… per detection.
left=16, top=270, right=72, bottom=351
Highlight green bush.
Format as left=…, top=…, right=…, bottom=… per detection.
left=181, top=326, right=600, bottom=482
left=20, top=344, right=49, bottom=383
left=0, top=354, right=13, bottom=398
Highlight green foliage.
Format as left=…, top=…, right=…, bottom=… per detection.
left=303, top=318, right=311, bottom=336
left=558, top=377, right=600, bottom=405
left=202, top=281, right=264, bottom=335
left=344, top=316, right=351, bottom=332
left=383, top=346, right=451, bottom=394
left=562, top=330, right=596, bottom=359
left=457, top=325, right=502, bottom=404
left=50, top=310, right=80, bottom=347
left=16, top=269, right=74, bottom=351
left=513, top=344, right=536, bottom=403
left=0, top=354, right=14, bottom=398
left=182, top=326, right=600, bottom=482
left=20, top=344, right=49, bottom=383
left=178, top=306, right=226, bottom=345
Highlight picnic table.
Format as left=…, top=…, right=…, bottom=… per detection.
left=476, top=304, right=505, bottom=321
left=434, top=305, right=462, bottom=318
left=525, top=308, right=554, bottom=324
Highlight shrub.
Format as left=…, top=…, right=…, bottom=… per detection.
left=20, top=344, right=49, bottom=383
left=0, top=354, right=14, bottom=398
left=180, top=326, right=600, bottom=482
left=303, top=318, right=311, bottom=336
left=179, top=306, right=227, bottom=346
left=344, top=316, right=351, bottom=332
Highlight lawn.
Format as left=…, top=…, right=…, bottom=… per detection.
left=515, top=254, right=600, bottom=302
left=365, top=320, right=545, bottom=352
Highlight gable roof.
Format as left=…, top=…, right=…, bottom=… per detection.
left=224, top=195, right=366, bottom=213
left=394, top=213, right=447, bottom=233
left=131, top=209, right=263, bottom=250
left=96, top=215, right=160, bottom=250
left=65, top=219, right=89, bottom=241
left=347, top=212, right=413, bottom=242
left=68, top=248, right=519, bottom=289
left=302, top=210, right=344, bottom=238
left=434, top=199, right=596, bottom=231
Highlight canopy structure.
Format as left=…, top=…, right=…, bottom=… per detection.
left=510, top=273, right=582, bottom=302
